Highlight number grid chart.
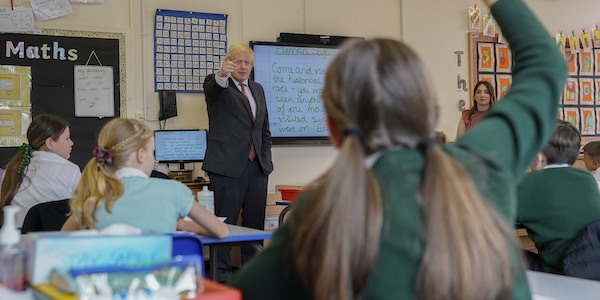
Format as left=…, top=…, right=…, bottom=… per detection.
left=154, top=9, right=227, bottom=93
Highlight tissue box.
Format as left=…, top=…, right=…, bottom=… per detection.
left=24, top=232, right=172, bottom=285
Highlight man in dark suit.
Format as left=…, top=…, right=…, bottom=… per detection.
left=203, top=43, right=273, bottom=283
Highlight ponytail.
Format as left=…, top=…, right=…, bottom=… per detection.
left=68, top=118, right=152, bottom=229
left=292, top=135, right=383, bottom=300
left=0, top=144, right=34, bottom=224
left=69, top=158, right=124, bottom=229
left=416, top=146, right=515, bottom=300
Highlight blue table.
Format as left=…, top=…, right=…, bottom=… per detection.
left=199, top=224, right=273, bottom=280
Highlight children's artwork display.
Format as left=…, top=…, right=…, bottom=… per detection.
left=469, top=32, right=600, bottom=141
left=469, top=33, right=512, bottom=102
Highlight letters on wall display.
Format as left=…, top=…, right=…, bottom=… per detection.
left=0, top=30, right=125, bottom=168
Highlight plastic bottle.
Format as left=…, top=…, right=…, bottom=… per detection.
left=0, top=206, right=26, bottom=291
left=197, top=186, right=215, bottom=215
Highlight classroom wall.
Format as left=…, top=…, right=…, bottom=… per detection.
left=405, top=0, right=600, bottom=144
left=2, top=0, right=598, bottom=189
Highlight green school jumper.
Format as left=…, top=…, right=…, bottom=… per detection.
left=229, top=0, right=567, bottom=298
left=517, top=167, right=600, bottom=274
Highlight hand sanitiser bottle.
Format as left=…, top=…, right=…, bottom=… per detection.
left=197, top=186, right=215, bottom=215
left=0, top=206, right=26, bottom=291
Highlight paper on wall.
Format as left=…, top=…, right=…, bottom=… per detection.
left=0, top=7, right=35, bottom=32
left=70, top=0, right=104, bottom=3
left=30, top=0, right=73, bottom=22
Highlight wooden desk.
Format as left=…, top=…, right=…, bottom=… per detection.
left=517, top=227, right=537, bottom=253
left=199, top=224, right=273, bottom=280
left=184, top=181, right=211, bottom=196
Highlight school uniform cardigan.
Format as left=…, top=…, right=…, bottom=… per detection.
left=517, top=166, right=600, bottom=274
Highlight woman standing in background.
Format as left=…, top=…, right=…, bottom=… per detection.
left=456, top=80, right=497, bottom=138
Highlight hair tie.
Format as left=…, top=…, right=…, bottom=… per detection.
left=416, top=137, right=437, bottom=154
left=94, top=146, right=112, bottom=166
left=343, top=128, right=363, bottom=138
left=17, top=143, right=33, bottom=184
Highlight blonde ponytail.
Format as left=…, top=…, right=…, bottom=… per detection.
left=70, top=158, right=124, bottom=229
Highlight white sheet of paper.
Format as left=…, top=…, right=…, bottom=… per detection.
left=70, top=0, right=104, bottom=3
left=30, top=0, right=73, bottom=22
left=74, top=65, right=115, bottom=117
left=0, top=7, right=35, bottom=32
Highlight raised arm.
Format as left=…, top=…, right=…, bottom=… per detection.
left=454, top=0, right=567, bottom=177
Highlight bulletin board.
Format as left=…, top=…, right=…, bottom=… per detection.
left=469, top=32, right=600, bottom=142
left=154, top=9, right=227, bottom=93
left=0, top=29, right=125, bottom=169
left=561, top=45, right=600, bottom=141
left=468, top=32, right=513, bottom=103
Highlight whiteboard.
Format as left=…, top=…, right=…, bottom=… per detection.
left=74, top=65, right=115, bottom=117
left=251, top=42, right=339, bottom=139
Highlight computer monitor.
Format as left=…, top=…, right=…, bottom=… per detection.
left=154, top=129, right=207, bottom=170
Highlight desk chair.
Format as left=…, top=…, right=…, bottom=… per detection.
left=150, top=170, right=171, bottom=179
left=21, top=199, right=70, bottom=234
left=170, top=233, right=206, bottom=278
left=563, top=219, right=600, bottom=280
left=278, top=203, right=293, bottom=226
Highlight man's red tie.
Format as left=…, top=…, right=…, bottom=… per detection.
left=241, top=83, right=256, bottom=161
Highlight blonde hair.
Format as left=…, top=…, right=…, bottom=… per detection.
left=292, top=38, right=514, bottom=300
left=225, top=43, right=255, bottom=66
left=0, top=114, right=68, bottom=224
left=69, top=118, right=152, bottom=229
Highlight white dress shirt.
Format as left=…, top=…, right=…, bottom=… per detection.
left=215, top=73, right=256, bottom=118
left=11, top=151, right=81, bottom=227
left=115, top=167, right=149, bottom=178
left=593, top=170, right=600, bottom=190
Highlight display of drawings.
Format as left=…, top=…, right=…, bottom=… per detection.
left=468, top=33, right=513, bottom=103
left=154, top=9, right=227, bottom=93
left=469, top=32, right=600, bottom=139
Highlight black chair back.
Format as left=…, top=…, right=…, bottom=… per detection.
left=21, top=199, right=70, bottom=234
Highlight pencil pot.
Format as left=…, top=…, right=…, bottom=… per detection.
left=197, top=186, right=215, bottom=215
